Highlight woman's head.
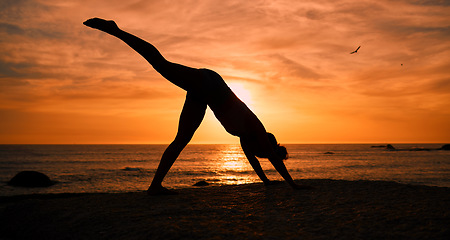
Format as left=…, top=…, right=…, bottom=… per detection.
left=267, top=132, right=289, bottom=160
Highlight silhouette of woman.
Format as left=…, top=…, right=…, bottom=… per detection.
left=84, top=18, right=309, bottom=195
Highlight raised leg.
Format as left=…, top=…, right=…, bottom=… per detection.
left=147, top=92, right=207, bottom=195
left=84, top=18, right=203, bottom=91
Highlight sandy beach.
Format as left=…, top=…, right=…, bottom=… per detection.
left=1, top=179, right=449, bottom=240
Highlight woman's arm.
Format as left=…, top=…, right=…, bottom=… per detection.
left=240, top=138, right=271, bottom=185
left=241, top=131, right=311, bottom=190
left=268, top=156, right=313, bottom=189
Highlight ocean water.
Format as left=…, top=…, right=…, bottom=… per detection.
left=0, top=144, right=449, bottom=196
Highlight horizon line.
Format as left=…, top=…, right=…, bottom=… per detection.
left=1, top=142, right=448, bottom=145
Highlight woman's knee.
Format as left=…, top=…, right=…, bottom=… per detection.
left=172, top=134, right=193, bottom=147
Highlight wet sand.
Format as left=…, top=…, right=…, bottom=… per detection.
left=1, top=179, right=449, bottom=239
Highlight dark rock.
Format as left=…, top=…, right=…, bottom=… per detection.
left=371, top=145, right=386, bottom=148
left=193, top=180, right=209, bottom=186
left=386, top=144, right=396, bottom=150
left=439, top=144, right=450, bottom=150
left=409, top=147, right=430, bottom=151
left=123, top=167, right=142, bottom=171
left=8, top=171, right=55, bottom=187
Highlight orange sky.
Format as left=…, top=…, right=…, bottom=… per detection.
left=1, top=0, right=449, bottom=144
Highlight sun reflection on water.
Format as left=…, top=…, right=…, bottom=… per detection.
left=218, top=145, right=246, bottom=170
left=213, top=145, right=255, bottom=185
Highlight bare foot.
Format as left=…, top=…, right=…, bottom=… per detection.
left=83, top=17, right=119, bottom=34
left=147, top=186, right=178, bottom=196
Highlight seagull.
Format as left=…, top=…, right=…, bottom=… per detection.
left=350, top=46, right=361, bottom=54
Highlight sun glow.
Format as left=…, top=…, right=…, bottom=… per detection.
left=228, top=82, right=253, bottom=107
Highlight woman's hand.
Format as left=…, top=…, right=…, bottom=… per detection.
left=83, top=18, right=120, bottom=34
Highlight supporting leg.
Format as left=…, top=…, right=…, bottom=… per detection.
left=147, top=92, right=207, bottom=195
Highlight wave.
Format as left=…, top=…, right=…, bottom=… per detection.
left=122, top=167, right=143, bottom=172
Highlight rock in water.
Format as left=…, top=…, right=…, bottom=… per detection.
left=193, top=181, right=209, bottom=186
left=386, top=144, right=396, bottom=150
left=8, top=171, right=55, bottom=187
left=440, top=144, right=450, bottom=150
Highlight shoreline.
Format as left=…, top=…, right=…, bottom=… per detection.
left=1, top=179, right=449, bottom=239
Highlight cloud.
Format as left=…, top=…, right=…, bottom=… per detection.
left=410, top=0, right=450, bottom=6
left=425, top=77, right=450, bottom=94
left=0, top=22, right=25, bottom=35
left=0, top=60, right=33, bottom=78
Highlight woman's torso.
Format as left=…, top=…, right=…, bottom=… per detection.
left=196, top=69, right=266, bottom=137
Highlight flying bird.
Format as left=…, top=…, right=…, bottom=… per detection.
left=350, top=46, right=361, bottom=54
